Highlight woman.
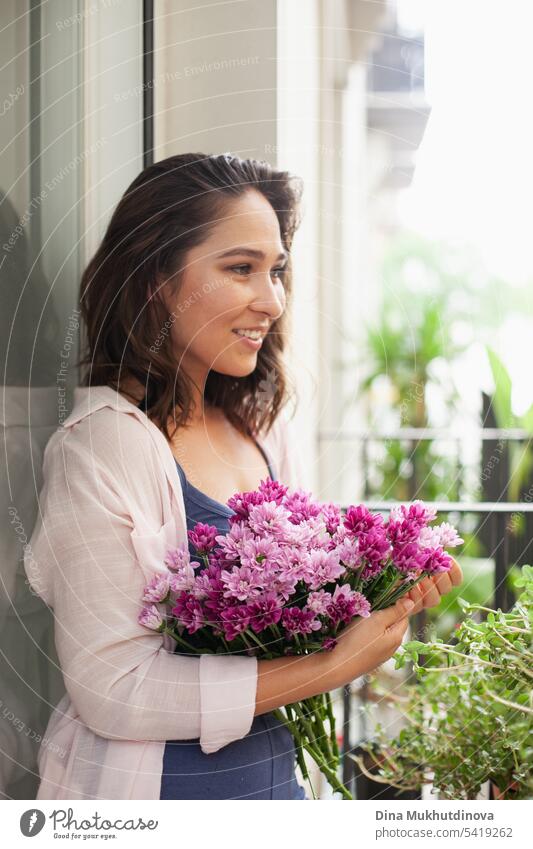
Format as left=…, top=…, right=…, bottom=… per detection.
left=25, top=152, right=462, bottom=800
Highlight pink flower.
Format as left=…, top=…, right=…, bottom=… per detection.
left=171, top=593, right=206, bottom=633
left=247, top=592, right=283, bottom=632
left=281, top=606, right=322, bottom=636
left=344, top=504, right=384, bottom=536
left=307, top=589, right=333, bottom=615
left=219, top=605, right=251, bottom=641
left=169, top=564, right=198, bottom=593
left=240, top=536, right=282, bottom=569
left=283, top=489, right=323, bottom=524
left=419, top=547, right=453, bottom=574
left=138, top=604, right=165, bottom=631
left=221, top=564, right=263, bottom=601
left=188, top=522, right=219, bottom=553
left=247, top=501, right=293, bottom=538
left=142, top=572, right=171, bottom=603
left=326, top=584, right=371, bottom=625
left=257, top=478, right=289, bottom=504
left=227, top=489, right=265, bottom=521
left=164, top=544, right=190, bottom=571
left=322, top=636, right=338, bottom=651
left=320, top=501, right=342, bottom=534
left=306, top=549, right=346, bottom=590
left=435, top=522, right=463, bottom=548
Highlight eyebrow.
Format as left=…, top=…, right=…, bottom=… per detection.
left=216, top=246, right=289, bottom=263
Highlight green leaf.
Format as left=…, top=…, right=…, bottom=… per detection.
left=486, top=347, right=514, bottom=427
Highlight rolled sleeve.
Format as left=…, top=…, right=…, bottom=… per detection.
left=199, top=654, right=258, bottom=753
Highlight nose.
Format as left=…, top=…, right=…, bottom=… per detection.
left=249, top=270, right=286, bottom=322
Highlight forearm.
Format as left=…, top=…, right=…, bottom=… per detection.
left=254, top=651, right=335, bottom=715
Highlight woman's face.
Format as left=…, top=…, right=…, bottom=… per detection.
left=162, top=188, right=288, bottom=387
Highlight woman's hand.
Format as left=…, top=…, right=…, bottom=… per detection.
left=326, top=597, right=416, bottom=689
left=404, top=556, right=463, bottom=614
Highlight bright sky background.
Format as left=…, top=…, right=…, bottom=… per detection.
left=396, top=0, right=533, bottom=416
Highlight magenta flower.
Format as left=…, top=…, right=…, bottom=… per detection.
left=281, top=606, right=322, bottom=636
left=326, top=584, right=371, bottom=625
left=188, top=522, right=219, bottom=553
left=419, top=547, right=453, bottom=574
left=320, top=502, right=342, bottom=535
left=257, top=478, right=289, bottom=504
left=283, top=489, right=323, bottom=524
left=138, top=604, right=165, bottom=631
left=171, top=593, right=206, bottom=633
left=322, top=636, right=338, bottom=651
left=247, top=592, right=283, bottom=632
left=343, top=504, right=384, bottom=536
left=219, top=604, right=251, bottom=641
left=227, top=489, right=265, bottom=521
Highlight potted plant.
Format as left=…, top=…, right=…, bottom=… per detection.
left=350, top=564, right=533, bottom=800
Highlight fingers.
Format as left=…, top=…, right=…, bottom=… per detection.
left=431, top=571, right=453, bottom=595
left=378, top=596, right=415, bottom=626
left=449, top=557, right=463, bottom=586
left=416, top=576, right=442, bottom=608
left=405, top=583, right=425, bottom=615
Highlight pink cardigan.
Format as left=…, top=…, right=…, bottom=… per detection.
left=24, top=385, right=306, bottom=799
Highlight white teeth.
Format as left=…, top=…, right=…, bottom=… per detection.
left=234, top=329, right=263, bottom=340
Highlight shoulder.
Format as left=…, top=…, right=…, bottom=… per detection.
left=43, top=407, right=164, bottom=497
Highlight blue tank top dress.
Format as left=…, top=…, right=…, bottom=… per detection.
left=159, top=434, right=306, bottom=800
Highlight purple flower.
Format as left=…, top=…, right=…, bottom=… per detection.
left=307, top=589, right=333, bottom=615
left=281, top=606, right=322, bottom=637
left=188, top=523, right=219, bottom=553
left=219, top=604, right=251, bottom=641
left=343, top=504, right=384, bottom=536
left=247, top=592, right=283, bottom=632
left=306, top=549, right=346, bottom=590
left=227, top=490, right=265, bottom=521
left=320, top=502, right=342, bottom=535
left=257, top=478, right=289, bottom=504
left=221, top=564, right=263, bottom=601
left=392, top=540, right=428, bottom=575
left=138, top=604, right=165, bottom=631
left=283, top=489, right=323, bottom=524
left=322, top=636, right=338, bottom=651
left=389, top=500, right=437, bottom=528
left=171, top=593, right=206, bottom=633
left=326, top=584, right=371, bottom=625
left=240, top=536, right=282, bottom=569
left=247, top=501, right=293, bottom=539
left=169, top=564, right=199, bottom=593
left=164, top=544, right=190, bottom=571
left=142, top=572, right=171, bottom=602
left=419, top=547, right=453, bottom=574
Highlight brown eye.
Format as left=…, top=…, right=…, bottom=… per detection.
left=229, top=264, right=251, bottom=276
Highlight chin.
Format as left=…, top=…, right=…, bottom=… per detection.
left=216, top=357, right=258, bottom=378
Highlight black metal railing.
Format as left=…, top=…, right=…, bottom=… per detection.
left=317, top=428, right=533, bottom=798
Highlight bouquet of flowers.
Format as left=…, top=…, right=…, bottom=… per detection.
left=138, top=479, right=462, bottom=799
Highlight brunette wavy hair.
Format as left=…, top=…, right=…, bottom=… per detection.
left=77, top=152, right=304, bottom=442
